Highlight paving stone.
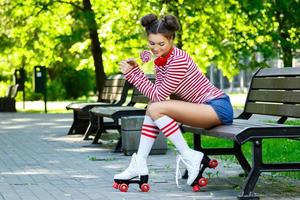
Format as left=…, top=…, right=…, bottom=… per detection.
left=0, top=113, right=299, bottom=200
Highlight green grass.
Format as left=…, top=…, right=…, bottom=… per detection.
left=183, top=120, right=300, bottom=180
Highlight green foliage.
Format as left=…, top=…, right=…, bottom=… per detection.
left=0, top=0, right=300, bottom=100
left=59, top=67, right=95, bottom=100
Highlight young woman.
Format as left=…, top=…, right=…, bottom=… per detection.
left=115, top=13, right=233, bottom=189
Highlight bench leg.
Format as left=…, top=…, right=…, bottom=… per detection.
left=83, top=113, right=97, bottom=140
left=68, top=111, right=77, bottom=135
left=234, top=142, right=251, bottom=174
left=114, top=127, right=122, bottom=153
left=92, top=116, right=104, bottom=144
left=83, top=122, right=93, bottom=140
left=193, top=134, right=202, bottom=151
left=68, top=111, right=90, bottom=135
left=238, top=139, right=262, bottom=200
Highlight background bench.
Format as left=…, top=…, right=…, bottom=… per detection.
left=0, top=84, right=19, bottom=112
left=182, top=67, right=300, bottom=200
left=87, top=75, right=155, bottom=152
left=66, top=74, right=131, bottom=135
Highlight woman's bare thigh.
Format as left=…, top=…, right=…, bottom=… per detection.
left=147, top=100, right=221, bottom=129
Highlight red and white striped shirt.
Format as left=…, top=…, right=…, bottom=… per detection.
left=124, top=47, right=224, bottom=103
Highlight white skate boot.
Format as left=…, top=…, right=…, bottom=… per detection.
left=176, top=149, right=204, bottom=186
left=113, top=153, right=150, bottom=192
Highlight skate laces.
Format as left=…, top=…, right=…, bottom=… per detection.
left=175, top=154, right=193, bottom=188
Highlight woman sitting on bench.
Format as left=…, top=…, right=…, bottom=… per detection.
left=114, top=13, right=233, bottom=191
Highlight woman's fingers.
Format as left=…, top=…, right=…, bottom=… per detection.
left=126, top=58, right=138, bottom=67
left=119, top=60, right=133, bottom=74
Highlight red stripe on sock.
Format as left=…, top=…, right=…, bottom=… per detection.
left=163, top=122, right=178, bottom=135
left=141, top=132, right=157, bottom=139
left=161, top=120, right=176, bottom=132
left=165, top=126, right=179, bottom=137
left=142, top=125, right=159, bottom=132
left=143, top=124, right=158, bottom=129
left=142, top=130, right=159, bottom=136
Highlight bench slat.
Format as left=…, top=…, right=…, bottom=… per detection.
left=91, top=106, right=146, bottom=118
left=101, top=93, right=123, bottom=102
left=131, top=95, right=150, bottom=104
left=256, top=67, right=300, bottom=77
left=248, top=90, right=300, bottom=103
left=66, top=102, right=111, bottom=110
left=251, top=77, right=300, bottom=90
left=104, top=79, right=127, bottom=87
left=102, top=86, right=126, bottom=94
left=245, top=102, right=300, bottom=118
left=183, top=119, right=299, bottom=144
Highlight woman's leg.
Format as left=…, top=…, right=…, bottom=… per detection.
left=148, top=99, right=221, bottom=155
left=147, top=100, right=222, bottom=185
left=114, top=115, right=159, bottom=180
left=148, top=100, right=221, bottom=128
left=137, top=115, right=160, bottom=159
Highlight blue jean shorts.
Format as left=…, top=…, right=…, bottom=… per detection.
left=205, top=94, right=233, bottom=125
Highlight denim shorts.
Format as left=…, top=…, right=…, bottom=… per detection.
left=205, top=94, right=233, bottom=125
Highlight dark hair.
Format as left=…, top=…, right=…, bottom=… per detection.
left=141, top=13, right=180, bottom=40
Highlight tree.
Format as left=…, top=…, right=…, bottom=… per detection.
left=239, top=0, right=300, bottom=67
left=0, top=0, right=106, bottom=99
left=82, top=0, right=105, bottom=99
left=1, top=0, right=299, bottom=100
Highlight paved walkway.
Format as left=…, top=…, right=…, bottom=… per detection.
left=0, top=113, right=300, bottom=200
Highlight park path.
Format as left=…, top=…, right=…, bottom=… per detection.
left=0, top=112, right=299, bottom=200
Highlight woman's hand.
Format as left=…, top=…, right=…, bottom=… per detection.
left=119, top=59, right=138, bottom=74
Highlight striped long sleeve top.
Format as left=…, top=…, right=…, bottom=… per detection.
left=124, top=47, right=224, bottom=103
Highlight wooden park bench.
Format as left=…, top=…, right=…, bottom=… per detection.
left=87, top=75, right=155, bottom=152
left=181, top=67, right=300, bottom=199
left=66, top=74, right=131, bottom=135
left=0, top=84, right=19, bottom=112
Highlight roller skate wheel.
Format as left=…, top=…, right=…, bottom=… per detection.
left=112, top=182, right=119, bottom=189
left=198, top=177, right=208, bottom=187
left=119, top=183, right=128, bottom=192
left=140, top=183, right=150, bottom=192
left=209, top=159, right=218, bottom=168
left=192, top=184, right=200, bottom=192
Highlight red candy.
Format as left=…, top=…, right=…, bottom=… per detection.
left=140, top=50, right=152, bottom=63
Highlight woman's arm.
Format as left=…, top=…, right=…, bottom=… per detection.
left=123, top=55, right=188, bottom=102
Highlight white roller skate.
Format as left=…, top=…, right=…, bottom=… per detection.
left=113, top=153, right=150, bottom=192
left=176, top=149, right=218, bottom=192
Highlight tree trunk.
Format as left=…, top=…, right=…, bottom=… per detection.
left=282, top=46, right=293, bottom=67
left=276, top=10, right=293, bottom=68
left=83, top=0, right=106, bottom=101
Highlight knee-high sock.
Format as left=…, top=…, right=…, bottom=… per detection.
left=137, top=115, right=160, bottom=159
left=154, top=115, right=189, bottom=155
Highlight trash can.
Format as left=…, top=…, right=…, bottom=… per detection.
left=33, top=66, right=46, bottom=94
left=121, top=116, right=168, bottom=156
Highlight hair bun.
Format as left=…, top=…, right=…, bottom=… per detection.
left=163, top=15, right=180, bottom=31
left=141, top=13, right=158, bottom=27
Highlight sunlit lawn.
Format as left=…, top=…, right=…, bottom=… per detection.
left=16, top=101, right=73, bottom=113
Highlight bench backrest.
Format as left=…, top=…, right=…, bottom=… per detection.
left=5, top=85, right=13, bottom=97
left=127, top=74, right=155, bottom=106
left=10, top=84, right=19, bottom=98
left=5, top=85, right=19, bottom=98
left=99, top=74, right=131, bottom=105
left=240, top=67, right=300, bottom=122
